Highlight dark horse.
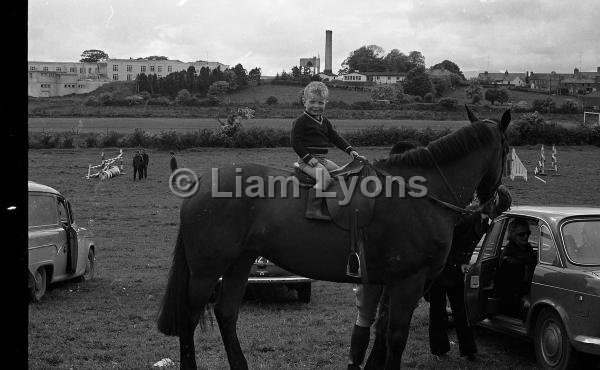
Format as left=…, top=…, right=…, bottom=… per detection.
left=158, top=107, right=511, bottom=369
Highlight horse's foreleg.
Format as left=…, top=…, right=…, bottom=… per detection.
left=384, top=272, right=427, bottom=369
left=214, top=255, right=255, bottom=370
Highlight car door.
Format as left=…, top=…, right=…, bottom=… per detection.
left=58, top=197, right=78, bottom=274
left=465, top=217, right=507, bottom=324
left=28, top=193, right=62, bottom=276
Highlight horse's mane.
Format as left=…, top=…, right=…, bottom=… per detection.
left=381, top=121, right=497, bottom=168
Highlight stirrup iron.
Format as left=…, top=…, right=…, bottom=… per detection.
left=346, top=252, right=361, bottom=278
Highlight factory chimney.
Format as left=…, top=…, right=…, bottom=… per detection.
left=324, top=30, right=332, bottom=75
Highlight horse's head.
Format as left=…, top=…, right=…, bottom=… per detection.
left=465, top=105, right=510, bottom=206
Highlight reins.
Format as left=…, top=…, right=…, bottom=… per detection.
left=369, top=159, right=498, bottom=216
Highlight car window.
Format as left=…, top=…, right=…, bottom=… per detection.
left=28, top=194, right=58, bottom=227
left=57, top=198, right=69, bottom=224
left=562, top=220, right=600, bottom=266
left=480, top=219, right=504, bottom=260
left=539, top=224, right=560, bottom=266
left=500, top=218, right=539, bottom=254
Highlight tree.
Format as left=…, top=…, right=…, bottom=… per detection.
left=430, top=60, right=465, bottom=79
left=430, top=75, right=452, bottom=97
left=232, top=63, right=248, bottom=88
left=80, top=49, right=109, bottom=63
left=407, top=51, right=425, bottom=70
left=207, top=81, right=229, bottom=105
left=484, top=89, right=502, bottom=104
left=342, top=45, right=386, bottom=72
left=403, top=66, right=434, bottom=97
left=465, top=79, right=482, bottom=99
left=175, top=89, right=192, bottom=105
left=384, top=49, right=410, bottom=72
left=248, top=67, right=261, bottom=85
left=145, top=55, right=169, bottom=60
left=497, top=89, right=509, bottom=105
left=291, top=66, right=301, bottom=79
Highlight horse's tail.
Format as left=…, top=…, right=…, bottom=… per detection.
left=157, top=227, right=191, bottom=336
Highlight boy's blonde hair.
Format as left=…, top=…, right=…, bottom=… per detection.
left=303, top=81, right=329, bottom=100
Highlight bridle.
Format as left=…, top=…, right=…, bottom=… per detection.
left=370, top=119, right=507, bottom=215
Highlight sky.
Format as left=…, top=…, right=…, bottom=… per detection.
left=28, top=0, right=600, bottom=77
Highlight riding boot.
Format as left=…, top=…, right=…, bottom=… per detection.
left=305, top=187, right=331, bottom=221
left=348, top=324, right=371, bottom=370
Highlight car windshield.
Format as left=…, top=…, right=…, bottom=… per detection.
left=562, top=220, right=600, bottom=265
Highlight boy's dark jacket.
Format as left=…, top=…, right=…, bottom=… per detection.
left=291, top=112, right=353, bottom=164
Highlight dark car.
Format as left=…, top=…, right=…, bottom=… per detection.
left=217, top=257, right=312, bottom=303
left=465, top=206, right=600, bottom=368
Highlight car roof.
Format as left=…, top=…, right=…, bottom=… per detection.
left=505, top=205, right=600, bottom=224
left=28, top=181, right=61, bottom=196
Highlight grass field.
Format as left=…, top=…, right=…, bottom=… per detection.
left=28, top=145, right=600, bottom=369
left=28, top=117, right=472, bottom=134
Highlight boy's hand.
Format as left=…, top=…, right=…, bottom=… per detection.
left=350, top=151, right=366, bottom=160
left=308, top=158, right=319, bottom=167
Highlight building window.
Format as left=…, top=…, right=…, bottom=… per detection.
left=29, top=73, right=32, bottom=78
left=30, top=66, right=36, bottom=71
left=113, top=74, right=119, bottom=80
left=56, top=67, right=61, bottom=71
left=150, top=66, right=155, bottom=72
left=127, top=65, right=132, bottom=72
left=113, top=65, right=119, bottom=71
left=88, top=68, right=92, bottom=74
left=157, top=66, right=162, bottom=73
left=43, top=67, right=48, bottom=71
left=141, top=66, right=146, bottom=73
left=167, top=65, right=172, bottom=72
left=70, top=67, right=76, bottom=73
left=41, top=84, right=51, bottom=88
left=126, top=74, right=132, bottom=81
left=80, top=67, right=85, bottom=74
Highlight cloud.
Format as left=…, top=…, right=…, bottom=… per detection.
left=28, top=0, right=600, bottom=75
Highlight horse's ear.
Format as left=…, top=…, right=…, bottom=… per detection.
left=499, top=109, right=511, bottom=132
left=465, top=105, right=478, bottom=123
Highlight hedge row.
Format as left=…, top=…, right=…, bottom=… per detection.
left=29, top=118, right=600, bottom=150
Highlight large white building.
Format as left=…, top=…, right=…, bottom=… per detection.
left=28, top=58, right=229, bottom=97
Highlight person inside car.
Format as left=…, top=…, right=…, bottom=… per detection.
left=575, top=222, right=600, bottom=260
left=497, top=218, right=537, bottom=316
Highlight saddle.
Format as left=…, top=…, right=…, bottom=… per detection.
left=292, top=159, right=378, bottom=282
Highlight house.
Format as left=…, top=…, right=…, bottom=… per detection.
left=362, top=71, right=406, bottom=84
left=478, top=71, right=527, bottom=87
left=528, top=67, right=600, bottom=94
left=28, top=58, right=229, bottom=97
left=317, top=72, right=337, bottom=82
left=339, top=71, right=368, bottom=82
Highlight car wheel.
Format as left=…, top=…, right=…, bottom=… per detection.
left=534, top=308, right=578, bottom=369
left=30, top=268, right=47, bottom=302
left=296, top=283, right=311, bottom=303
left=81, top=249, right=95, bottom=281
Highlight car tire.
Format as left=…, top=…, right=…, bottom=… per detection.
left=81, top=249, right=95, bottom=281
left=534, top=308, right=578, bottom=369
left=296, top=283, right=311, bottom=303
left=30, top=267, right=47, bottom=302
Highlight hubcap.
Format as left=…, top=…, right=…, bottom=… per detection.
left=541, top=320, right=562, bottom=366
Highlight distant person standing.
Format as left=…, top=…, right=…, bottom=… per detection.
left=170, top=151, right=178, bottom=173
left=133, top=150, right=143, bottom=181
left=141, top=149, right=149, bottom=179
